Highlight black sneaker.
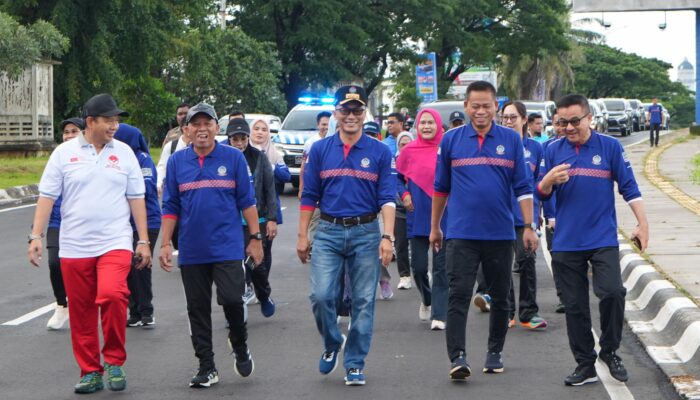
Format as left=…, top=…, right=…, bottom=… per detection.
left=190, top=368, right=219, bottom=388
left=564, top=363, right=598, bottom=386
left=449, top=352, right=471, bottom=381
left=599, top=351, right=629, bottom=382
left=483, top=351, right=504, bottom=373
left=141, top=315, right=155, bottom=329
left=555, top=303, right=566, bottom=314
left=126, top=316, right=142, bottom=327
left=233, top=346, right=254, bottom=378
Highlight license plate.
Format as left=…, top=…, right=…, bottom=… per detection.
left=295, top=155, right=303, bottom=165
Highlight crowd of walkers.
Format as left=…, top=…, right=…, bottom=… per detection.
left=27, top=81, right=649, bottom=393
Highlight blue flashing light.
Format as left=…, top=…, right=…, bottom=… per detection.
left=320, top=97, right=335, bottom=104
left=298, top=96, right=314, bottom=104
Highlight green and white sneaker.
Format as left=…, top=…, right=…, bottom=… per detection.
left=74, top=372, right=104, bottom=394
left=104, top=363, right=126, bottom=391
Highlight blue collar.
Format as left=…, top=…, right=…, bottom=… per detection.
left=331, top=132, right=369, bottom=149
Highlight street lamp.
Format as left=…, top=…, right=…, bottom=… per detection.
left=659, top=11, right=667, bottom=30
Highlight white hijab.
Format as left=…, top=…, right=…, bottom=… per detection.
left=250, top=118, right=283, bottom=165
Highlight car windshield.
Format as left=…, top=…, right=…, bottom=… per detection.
left=629, top=100, right=640, bottom=108
left=604, top=101, right=625, bottom=111
left=281, top=110, right=325, bottom=131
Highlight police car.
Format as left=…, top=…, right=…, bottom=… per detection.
left=274, top=97, right=373, bottom=188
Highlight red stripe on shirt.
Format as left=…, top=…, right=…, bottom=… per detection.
left=163, top=214, right=178, bottom=220
left=178, top=179, right=237, bottom=192
left=300, top=205, right=316, bottom=212
left=451, top=157, right=515, bottom=169
left=434, top=191, right=449, bottom=197
left=567, top=168, right=611, bottom=179
left=319, top=168, right=378, bottom=182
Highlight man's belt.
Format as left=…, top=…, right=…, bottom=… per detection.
left=320, top=213, right=377, bottom=226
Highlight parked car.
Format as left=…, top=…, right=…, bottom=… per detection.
left=417, top=100, right=467, bottom=131
left=218, top=113, right=283, bottom=137
left=600, top=98, right=634, bottom=136
left=643, top=102, right=671, bottom=130
left=628, top=99, right=646, bottom=132
left=588, top=101, right=608, bottom=134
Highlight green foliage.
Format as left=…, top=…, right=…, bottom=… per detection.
left=118, top=77, right=179, bottom=138
left=691, top=153, right=700, bottom=184
left=690, top=125, right=700, bottom=136
left=167, top=27, right=286, bottom=117
left=0, top=12, right=68, bottom=78
left=391, top=62, right=422, bottom=113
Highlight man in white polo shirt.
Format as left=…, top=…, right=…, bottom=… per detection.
left=28, top=93, right=152, bottom=394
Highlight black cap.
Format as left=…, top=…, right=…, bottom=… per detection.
left=226, top=119, right=250, bottom=136
left=363, top=122, right=380, bottom=135
left=334, top=85, right=368, bottom=106
left=59, top=117, right=85, bottom=131
left=449, top=111, right=466, bottom=123
left=82, top=94, right=129, bottom=118
left=186, top=103, right=218, bottom=124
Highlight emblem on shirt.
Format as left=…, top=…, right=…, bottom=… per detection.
left=218, top=166, right=227, bottom=176
left=592, top=155, right=602, bottom=165
left=361, top=157, right=371, bottom=168
left=524, top=149, right=531, bottom=158
left=106, top=154, right=120, bottom=170
left=70, top=156, right=80, bottom=163
left=141, top=168, right=153, bottom=177
left=622, top=151, right=630, bottom=163
left=496, top=145, right=505, bottom=155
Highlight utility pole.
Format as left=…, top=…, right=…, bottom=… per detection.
left=219, top=0, right=226, bottom=30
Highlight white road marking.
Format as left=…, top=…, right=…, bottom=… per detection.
left=541, top=235, right=635, bottom=400
left=0, top=203, right=36, bottom=213
left=647, top=321, right=700, bottom=364
left=2, top=302, right=55, bottom=326
left=281, top=207, right=287, bottom=211
left=629, top=297, right=697, bottom=334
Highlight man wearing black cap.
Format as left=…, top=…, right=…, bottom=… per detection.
left=159, top=103, right=263, bottom=388
left=363, top=121, right=381, bottom=139
left=29, top=94, right=151, bottom=393
left=297, top=85, right=396, bottom=386
left=449, top=111, right=466, bottom=129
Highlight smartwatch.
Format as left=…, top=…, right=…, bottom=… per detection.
left=249, top=232, right=263, bottom=241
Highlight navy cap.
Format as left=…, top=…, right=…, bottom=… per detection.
left=226, top=119, right=250, bottom=136
left=59, top=117, right=85, bottom=131
left=82, top=94, right=129, bottom=118
left=363, top=122, right=380, bottom=136
left=186, top=103, right=218, bottom=124
left=449, top=111, right=466, bottom=123
left=334, top=85, right=368, bottom=106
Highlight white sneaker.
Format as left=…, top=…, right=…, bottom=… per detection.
left=431, top=320, right=446, bottom=330
left=419, top=304, right=431, bottom=321
left=397, top=277, right=412, bottom=290
left=47, top=304, right=69, bottom=330
left=242, top=285, right=256, bottom=305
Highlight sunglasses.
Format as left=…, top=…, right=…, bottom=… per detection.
left=335, top=107, right=366, bottom=116
left=556, top=113, right=590, bottom=127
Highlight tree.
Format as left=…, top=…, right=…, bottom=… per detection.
left=166, top=27, right=286, bottom=117
left=0, top=12, right=68, bottom=78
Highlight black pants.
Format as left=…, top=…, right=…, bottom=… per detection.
left=127, top=229, right=159, bottom=318
left=410, top=237, right=433, bottom=307
left=508, top=227, right=538, bottom=322
left=171, top=220, right=180, bottom=251
left=243, top=223, right=272, bottom=302
left=446, top=239, right=514, bottom=361
left=180, top=261, right=247, bottom=371
left=552, top=247, right=626, bottom=365
left=394, top=216, right=411, bottom=277
left=46, top=227, right=67, bottom=306
left=650, top=123, right=661, bottom=146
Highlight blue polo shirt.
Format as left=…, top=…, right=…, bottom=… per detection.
left=48, top=196, right=62, bottom=229
left=648, top=104, right=663, bottom=124
left=434, top=123, right=533, bottom=240
left=162, top=142, right=256, bottom=265
left=130, top=152, right=161, bottom=231
left=301, top=133, right=395, bottom=217
left=537, top=131, right=641, bottom=251
left=540, top=136, right=561, bottom=220
left=382, top=135, right=397, bottom=156
left=398, top=177, right=447, bottom=238
left=512, top=137, right=543, bottom=227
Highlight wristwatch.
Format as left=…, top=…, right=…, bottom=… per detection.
left=381, top=234, right=395, bottom=243
left=249, top=232, right=263, bottom=241
left=524, top=222, right=537, bottom=231
left=27, top=233, right=44, bottom=244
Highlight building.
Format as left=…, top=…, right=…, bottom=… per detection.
left=677, top=58, right=695, bottom=93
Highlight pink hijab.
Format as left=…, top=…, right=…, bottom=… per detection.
left=396, top=108, right=444, bottom=197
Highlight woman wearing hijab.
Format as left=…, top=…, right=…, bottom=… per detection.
left=114, top=123, right=162, bottom=328
left=396, top=109, right=448, bottom=331
left=230, top=119, right=280, bottom=317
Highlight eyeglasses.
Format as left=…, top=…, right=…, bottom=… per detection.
left=335, top=107, right=366, bottom=116
left=557, top=113, right=590, bottom=127
left=501, top=114, right=520, bottom=121
left=386, top=120, right=397, bottom=124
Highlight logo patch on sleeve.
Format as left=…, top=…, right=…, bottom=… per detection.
left=141, top=168, right=153, bottom=177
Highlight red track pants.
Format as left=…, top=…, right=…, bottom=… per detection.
left=61, top=249, right=131, bottom=375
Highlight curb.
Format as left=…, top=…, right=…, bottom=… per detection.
left=619, top=236, right=700, bottom=399
left=0, top=184, right=39, bottom=208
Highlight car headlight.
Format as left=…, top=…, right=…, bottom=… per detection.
left=274, top=144, right=287, bottom=155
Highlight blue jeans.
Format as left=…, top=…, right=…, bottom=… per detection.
left=309, top=219, right=380, bottom=370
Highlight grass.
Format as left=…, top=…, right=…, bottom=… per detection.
left=692, top=153, right=700, bottom=184
left=0, top=146, right=164, bottom=190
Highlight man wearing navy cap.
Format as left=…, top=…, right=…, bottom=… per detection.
left=449, top=111, right=466, bottom=129
left=297, top=85, right=396, bottom=386
left=159, top=103, right=263, bottom=388
left=29, top=94, right=151, bottom=393
left=363, top=121, right=381, bottom=139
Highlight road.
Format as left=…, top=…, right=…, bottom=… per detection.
left=0, top=128, right=679, bottom=400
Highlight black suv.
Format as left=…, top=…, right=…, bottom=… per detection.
left=600, top=98, right=634, bottom=136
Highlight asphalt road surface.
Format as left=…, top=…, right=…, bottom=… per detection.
left=0, top=128, right=679, bottom=400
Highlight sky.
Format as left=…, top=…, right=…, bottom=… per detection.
left=571, top=10, right=696, bottom=81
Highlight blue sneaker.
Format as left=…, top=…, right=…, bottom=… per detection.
left=319, top=334, right=346, bottom=375
left=473, top=293, right=491, bottom=313
left=344, top=368, right=366, bottom=386
left=260, top=298, right=275, bottom=318
left=450, top=352, right=471, bottom=381
left=483, top=351, right=504, bottom=373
